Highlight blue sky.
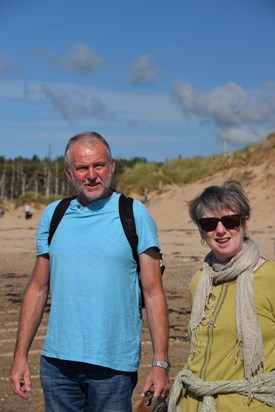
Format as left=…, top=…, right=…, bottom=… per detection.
left=1, top=0, right=275, bottom=161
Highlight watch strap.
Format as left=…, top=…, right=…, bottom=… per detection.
left=151, top=360, right=171, bottom=372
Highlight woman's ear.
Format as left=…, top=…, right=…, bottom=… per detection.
left=243, top=215, right=249, bottom=235
left=244, top=215, right=249, bottom=228
left=199, top=227, right=206, bottom=242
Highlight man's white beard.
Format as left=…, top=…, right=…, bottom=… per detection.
left=71, top=172, right=113, bottom=202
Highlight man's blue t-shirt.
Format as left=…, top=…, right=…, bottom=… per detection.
left=37, top=192, right=160, bottom=372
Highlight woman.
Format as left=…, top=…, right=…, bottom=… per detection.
left=169, top=180, right=275, bottom=411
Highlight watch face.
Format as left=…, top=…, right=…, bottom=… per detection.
left=152, top=360, right=171, bottom=372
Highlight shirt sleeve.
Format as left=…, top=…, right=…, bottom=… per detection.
left=132, top=199, right=160, bottom=254
left=36, top=201, right=60, bottom=256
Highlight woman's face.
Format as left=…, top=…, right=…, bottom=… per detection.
left=200, top=208, right=248, bottom=262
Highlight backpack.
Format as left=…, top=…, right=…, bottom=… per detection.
left=48, top=194, right=165, bottom=308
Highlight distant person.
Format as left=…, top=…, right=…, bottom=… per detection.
left=24, top=204, right=32, bottom=220
left=169, top=180, right=275, bottom=411
left=0, top=208, right=4, bottom=217
left=10, top=131, right=170, bottom=411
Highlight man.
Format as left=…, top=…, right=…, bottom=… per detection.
left=10, top=131, right=170, bottom=411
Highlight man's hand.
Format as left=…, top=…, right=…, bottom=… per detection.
left=10, top=357, right=32, bottom=400
left=141, top=366, right=171, bottom=399
left=9, top=255, right=50, bottom=400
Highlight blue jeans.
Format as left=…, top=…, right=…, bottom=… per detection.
left=40, top=356, right=138, bottom=412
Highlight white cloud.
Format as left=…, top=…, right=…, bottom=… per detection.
left=41, top=84, right=118, bottom=123
left=0, top=79, right=184, bottom=127
left=129, top=54, right=160, bottom=85
left=31, top=43, right=106, bottom=74
left=40, top=83, right=151, bottom=126
left=0, top=54, right=21, bottom=75
left=217, top=126, right=265, bottom=145
left=171, top=80, right=275, bottom=145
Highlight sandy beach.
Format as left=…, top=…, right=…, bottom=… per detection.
left=0, top=153, right=275, bottom=411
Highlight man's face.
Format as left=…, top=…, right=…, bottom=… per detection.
left=65, top=140, right=115, bottom=205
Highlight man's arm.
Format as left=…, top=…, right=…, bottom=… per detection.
left=10, top=255, right=50, bottom=400
left=139, top=247, right=170, bottom=398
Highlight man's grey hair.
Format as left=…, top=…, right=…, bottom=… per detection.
left=64, top=131, right=113, bottom=169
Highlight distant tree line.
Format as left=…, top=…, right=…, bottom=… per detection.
left=0, top=155, right=148, bottom=204
left=0, top=139, right=262, bottom=207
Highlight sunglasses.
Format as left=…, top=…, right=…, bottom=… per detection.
left=198, top=214, right=242, bottom=232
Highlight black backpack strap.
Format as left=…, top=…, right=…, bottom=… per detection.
left=48, top=196, right=76, bottom=245
left=118, top=194, right=140, bottom=273
left=119, top=194, right=145, bottom=307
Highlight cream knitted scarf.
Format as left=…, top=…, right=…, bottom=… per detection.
left=189, top=236, right=264, bottom=381
left=168, top=367, right=275, bottom=412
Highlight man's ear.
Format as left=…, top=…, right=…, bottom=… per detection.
left=64, top=166, right=72, bottom=181
left=111, top=158, right=115, bottom=175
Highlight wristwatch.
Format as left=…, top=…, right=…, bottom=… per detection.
left=151, top=360, right=171, bottom=372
